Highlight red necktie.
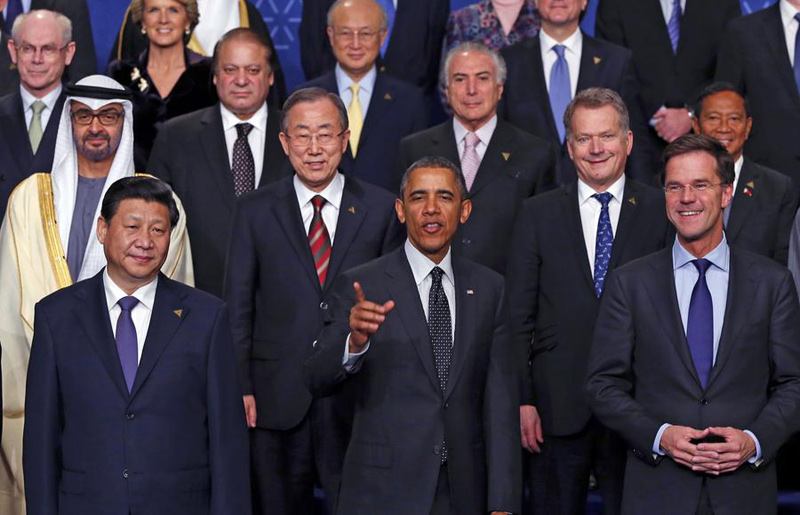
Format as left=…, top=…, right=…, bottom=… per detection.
left=308, top=195, right=332, bottom=286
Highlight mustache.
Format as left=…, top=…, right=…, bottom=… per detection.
left=82, top=131, right=110, bottom=143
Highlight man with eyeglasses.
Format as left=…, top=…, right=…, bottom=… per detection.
left=224, top=87, right=401, bottom=514
left=0, top=74, right=193, bottom=515
left=297, top=0, right=427, bottom=192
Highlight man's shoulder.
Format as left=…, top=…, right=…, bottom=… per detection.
left=456, top=255, right=504, bottom=290
left=500, top=36, right=539, bottom=61
left=160, top=275, right=225, bottom=312
left=161, top=104, right=218, bottom=133
left=744, top=159, right=795, bottom=193
left=496, top=119, right=556, bottom=154
left=236, top=174, right=294, bottom=209
left=0, top=89, right=20, bottom=116
left=731, top=246, right=792, bottom=282
left=726, top=3, right=774, bottom=34
left=612, top=246, right=671, bottom=280
left=401, top=121, right=450, bottom=148
left=583, top=32, right=633, bottom=61
left=295, top=71, right=336, bottom=93
left=378, top=73, right=425, bottom=101
left=345, top=176, right=397, bottom=207
left=7, top=172, right=48, bottom=207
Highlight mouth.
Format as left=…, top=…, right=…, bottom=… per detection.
left=421, top=222, right=443, bottom=234
left=585, top=155, right=612, bottom=165
left=305, top=160, right=326, bottom=171
left=347, top=52, right=365, bottom=60
left=678, top=210, right=702, bottom=218
left=129, top=255, right=154, bottom=264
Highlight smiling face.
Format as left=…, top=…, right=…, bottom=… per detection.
left=395, top=167, right=471, bottom=264
left=214, top=39, right=273, bottom=120
left=8, top=11, right=75, bottom=97
left=71, top=101, right=125, bottom=167
left=327, top=0, right=386, bottom=81
left=566, top=104, right=632, bottom=192
left=445, top=50, right=504, bottom=132
left=141, top=0, right=190, bottom=48
left=693, top=91, right=752, bottom=162
left=535, top=0, right=587, bottom=33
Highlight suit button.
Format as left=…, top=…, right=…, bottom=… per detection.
left=126, top=412, right=135, bottom=420
left=444, top=402, right=449, bottom=409
left=319, top=302, right=328, bottom=310
left=123, top=469, right=129, bottom=479
left=433, top=445, right=441, bottom=455
left=462, top=238, right=471, bottom=246
left=700, top=398, right=709, bottom=405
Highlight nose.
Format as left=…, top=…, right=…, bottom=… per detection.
left=88, top=115, right=104, bottom=133
left=158, top=8, right=168, bottom=23
left=466, top=77, right=477, bottom=95
left=679, top=185, right=697, bottom=203
left=422, top=195, right=439, bottom=215
left=136, top=228, right=155, bottom=249
left=589, top=136, right=603, bottom=154
left=307, top=136, right=323, bottom=154
left=233, top=69, right=249, bottom=86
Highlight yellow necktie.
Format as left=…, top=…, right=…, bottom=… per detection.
left=347, top=84, right=363, bottom=157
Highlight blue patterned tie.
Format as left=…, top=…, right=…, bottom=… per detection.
left=428, top=267, right=451, bottom=462
left=116, top=296, right=140, bottom=392
left=549, top=44, right=571, bottom=143
left=5, top=0, right=23, bottom=32
left=794, top=13, right=800, bottom=93
left=687, top=259, right=713, bottom=389
left=667, top=0, right=682, bottom=54
left=379, top=0, right=395, bottom=56
left=593, top=193, right=614, bottom=297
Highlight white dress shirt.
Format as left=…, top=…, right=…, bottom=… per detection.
left=220, top=102, right=268, bottom=186
left=577, top=174, right=626, bottom=276
left=659, top=0, right=688, bottom=23
left=293, top=171, right=345, bottom=243
left=103, top=269, right=158, bottom=364
left=539, top=27, right=582, bottom=98
left=336, top=64, right=377, bottom=121
left=781, top=0, right=800, bottom=66
left=20, top=84, right=61, bottom=132
left=732, top=155, right=743, bottom=196
left=453, top=114, right=497, bottom=163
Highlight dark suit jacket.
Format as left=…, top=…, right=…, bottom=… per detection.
left=0, top=89, right=64, bottom=217
left=727, top=158, right=798, bottom=265
left=396, top=118, right=556, bottom=274
left=586, top=246, right=800, bottom=515
left=147, top=103, right=291, bottom=297
left=716, top=5, right=800, bottom=193
left=299, top=0, right=449, bottom=94
left=23, top=272, right=251, bottom=515
left=225, top=174, right=403, bottom=431
left=298, top=70, right=427, bottom=192
left=506, top=179, right=671, bottom=436
left=500, top=32, right=653, bottom=184
left=305, top=247, right=520, bottom=514
left=34, top=0, right=97, bottom=82
left=0, top=32, right=16, bottom=97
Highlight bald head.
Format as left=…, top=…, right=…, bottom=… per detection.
left=326, top=0, right=388, bottom=81
left=8, top=10, right=75, bottom=97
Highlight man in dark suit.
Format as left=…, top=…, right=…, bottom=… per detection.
left=500, top=0, right=651, bottom=184
left=692, top=82, right=798, bottom=265
left=715, top=1, right=800, bottom=194
left=148, top=28, right=290, bottom=298
left=305, top=156, right=520, bottom=514
left=0, top=9, right=71, bottom=217
left=506, top=87, right=670, bottom=515
left=298, top=0, right=427, bottom=192
left=397, top=42, right=556, bottom=275
left=596, top=0, right=740, bottom=160
left=226, top=87, right=402, bottom=514
left=23, top=176, right=250, bottom=515
left=587, top=134, right=800, bottom=515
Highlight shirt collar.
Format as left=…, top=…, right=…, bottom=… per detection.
left=404, top=239, right=455, bottom=288
left=452, top=114, right=498, bottom=146
left=335, top=63, right=377, bottom=96
left=103, top=268, right=159, bottom=313
left=293, top=171, right=345, bottom=211
left=577, top=174, right=626, bottom=206
left=20, top=83, right=62, bottom=113
left=672, top=234, right=730, bottom=273
left=539, top=26, right=583, bottom=55
left=780, top=0, right=800, bottom=28
left=734, top=155, right=743, bottom=186
left=219, top=102, right=268, bottom=133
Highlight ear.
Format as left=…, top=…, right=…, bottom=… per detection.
left=624, top=129, right=633, bottom=157
left=691, top=117, right=700, bottom=135
left=96, top=216, right=108, bottom=245
left=459, top=198, right=472, bottom=224
left=327, top=26, right=335, bottom=47
left=744, top=116, right=753, bottom=141
left=64, top=41, right=76, bottom=66
left=7, top=38, right=17, bottom=65
left=721, top=183, right=734, bottom=210
left=340, top=129, right=351, bottom=155
left=278, top=132, right=290, bottom=157
left=394, top=198, right=406, bottom=225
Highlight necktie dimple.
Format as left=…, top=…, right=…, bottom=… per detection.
left=347, top=84, right=363, bottom=157
left=379, top=0, right=395, bottom=56
left=549, top=44, right=571, bottom=143
left=667, top=0, right=682, bottom=54
left=428, top=266, right=451, bottom=462
left=232, top=122, right=255, bottom=196
left=5, top=0, right=23, bottom=33
left=460, top=132, right=481, bottom=191
left=116, top=296, right=140, bottom=392
left=308, top=195, right=332, bottom=287
left=592, top=192, right=614, bottom=298
left=794, top=13, right=800, bottom=94
left=29, top=100, right=45, bottom=154
left=687, top=259, right=714, bottom=389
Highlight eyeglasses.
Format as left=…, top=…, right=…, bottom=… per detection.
left=285, top=130, right=345, bottom=148
left=15, top=43, right=69, bottom=59
left=663, top=182, right=724, bottom=195
left=71, top=109, right=124, bottom=126
left=333, top=28, right=381, bottom=42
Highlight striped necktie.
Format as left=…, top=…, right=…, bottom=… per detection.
left=308, top=195, right=332, bottom=286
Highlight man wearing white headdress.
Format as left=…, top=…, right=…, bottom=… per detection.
left=0, top=74, right=193, bottom=515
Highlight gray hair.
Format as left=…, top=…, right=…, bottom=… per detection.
left=399, top=156, right=467, bottom=200
left=441, top=42, right=507, bottom=87
left=327, top=0, right=389, bottom=30
left=12, top=9, right=72, bottom=45
left=564, top=87, right=630, bottom=141
left=280, top=87, right=349, bottom=134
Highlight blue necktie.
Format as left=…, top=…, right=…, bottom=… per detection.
left=116, top=296, right=140, bottom=392
left=5, top=0, right=23, bottom=32
left=593, top=192, right=614, bottom=297
left=687, top=259, right=713, bottom=389
left=794, top=13, right=800, bottom=94
left=667, top=0, right=682, bottom=54
left=379, top=0, right=395, bottom=56
left=549, top=44, right=571, bottom=143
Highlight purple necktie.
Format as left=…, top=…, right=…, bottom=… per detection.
left=116, top=296, right=140, bottom=392
left=687, top=259, right=713, bottom=389
left=667, top=0, right=682, bottom=54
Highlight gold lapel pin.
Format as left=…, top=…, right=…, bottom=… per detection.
left=593, top=56, right=602, bottom=65
left=348, top=206, right=356, bottom=214
left=384, top=92, right=392, bottom=100
left=173, top=309, right=183, bottom=318
left=746, top=181, right=755, bottom=189
left=501, top=152, right=511, bottom=161
left=628, top=197, right=637, bottom=205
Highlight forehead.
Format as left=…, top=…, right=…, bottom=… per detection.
left=571, top=105, right=620, bottom=132
left=70, top=100, right=124, bottom=112
left=217, top=40, right=268, bottom=66
left=448, top=51, right=496, bottom=77
left=701, top=91, right=746, bottom=113
left=144, top=0, right=186, bottom=9
left=16, top=14, right=63, bottom=44
left=664, top=151, right=718, bottom=182
left=332, top=0, right=383, bottom=26
left=113, top=198, right=169, bottom=220
left=405, top=167, right=459, bottom=192
left=286, top=99, right=341, bottom=130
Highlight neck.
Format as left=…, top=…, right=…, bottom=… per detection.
left=147, top=43, right=186, bottom=70
left=787, top=0, right=800, bottom=11
left=680, top=228, right=724, bottom=259
left=109, top=270, right=155, bottom=296
left=24, top=83, right=59, bottom=100
left=77, top=155, right=114, bottom=179
left=541, top=22, right=579, bottom=43
left=343, top=66, right=373, bottom=84
left=456, top=113, right=494, bottom=133
left=492, top=0, right=524, bottom=6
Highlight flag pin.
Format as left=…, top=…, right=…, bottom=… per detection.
left=173, top=309, right=183, bottom=318
left=467, top=289, right=475, bottom=295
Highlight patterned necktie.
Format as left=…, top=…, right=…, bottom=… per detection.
left=308, top=195, right=332, bottom=287
left=460, top=132, right=481, bottom=191
left=5, top=0, right=23, bottom=33
left=794, top=14, right=800, bottom=94
left=29, top=100, right=45, bottom=153
left=379, top=0, right=395, bottom=56
left=232, top=123, right=255, bottom=196
left=687, top=259, right=714, bottom=389
left=348, top=84, right=363, bottom=157
left=428, top=266, right=451, bottom=462
left=667, top=0, right=682, bottom=54
left=549, top=44, right=571, bottom=143
left=116, top=296, right=140, bottom=392
left=593, top=192, right=614, bottom=297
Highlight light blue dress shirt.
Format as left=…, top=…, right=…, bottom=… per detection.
left=335, top=64, right=377, bottom=122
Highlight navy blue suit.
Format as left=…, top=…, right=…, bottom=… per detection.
left=23, top=272, right=250, bottom=515
left=298, top=71, right=428, bottom=192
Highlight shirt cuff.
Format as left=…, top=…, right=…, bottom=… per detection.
left=653, top=423, right=671, bottom=456
left=342, top=333, right=370, bottom=373
left=743, top=430, right=762, bottom=464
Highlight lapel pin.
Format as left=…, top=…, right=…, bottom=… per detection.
left=628, top=197, right=637, bottom=205
left=348, top=206, right=356, bottom=214
left=380, top=65, right=386, bottom=72
left=501, top=152, right=511, bottom=161
left=743, top=181, right=755, bottom=197
left=593, top=56, right=602, bottom=65
left=173, top=309, right=183, bottom=318
left=466, top=289, right=474, bottom=295
left=384, top=92, right=392, bottom=100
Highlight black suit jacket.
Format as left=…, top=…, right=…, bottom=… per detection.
left=299, top=70, right=427, bottom=192
left=727, top=158, right=798, bottom=265
left=396, top=118, right=556, bottom=274
left=147, top=103, right=291, bottom=297
left=0, top=89, right=64, bottom=217
left=586, top=246, right=800, bottom=514
left=299, top=0, right=449, bottom=94
left=24, top=272, right=250, bottom=515
left=500, top=32, right=653, bottom=184
left=0, top=32, right=16, bottom=97
left=716, top=5, right=800, bottom=193
left=225, top=175, right=402, bottom=430
left=506, top=179, right=671, bottom=436
left=305, top=247, right=520, bottom=514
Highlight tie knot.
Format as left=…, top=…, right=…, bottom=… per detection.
left=553, top=44, right=566, bottom=59
left=118, top=296, right=139, bottom=312
left=692, top=258, right=712, bottom=276
left=593, top=192, right=613, bottom=207
left=311, top=195, right=326, bottom=211
left=31, top=100, right=45, bottom=115
left=430, top=266, right=444, bottom=284
left=349, top=84, right=360, bottom=95
left=465, top=131, right=480, bottom=149
left=236, top=122, right=253, bottom=138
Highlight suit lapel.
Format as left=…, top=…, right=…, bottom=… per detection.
left=272, top=179, right=322, bottom=291
left=469, top=121, right=512, bottom=196
left=530, top=36, right=560, bottom=143
left=561, top=183, right=595, bottom=291
left=258, top=105, right=285, bottom=187
left=199, top=106, right=236, bottom=210
left=358, top=73, right=393, bottom=149
left=576, top=35, right=599, bottom=92
left=0, top=92, right=34, bottom=172
left=762, top=6, right=800, bottom=106
left=725, top=160, right=757, bottom=242
left=323, top=177, right=367, bottom=293
left=443, top=257, right=476, bottom=403
left=639, top=0, right=675, bottom=63
left=608, top=180, right=640, bottom=269
left=431, top=121, right=462, bottom=167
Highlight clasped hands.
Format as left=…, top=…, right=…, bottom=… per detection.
left=659, top=425, right=756, bottom=475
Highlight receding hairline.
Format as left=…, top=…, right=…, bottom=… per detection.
left=12, top=9, right=72, bottom=45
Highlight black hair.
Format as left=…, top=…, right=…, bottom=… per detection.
left=101, top=176, right=179, bottom=228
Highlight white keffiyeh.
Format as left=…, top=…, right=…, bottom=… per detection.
left=194, top=0, right=241, bottom=55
